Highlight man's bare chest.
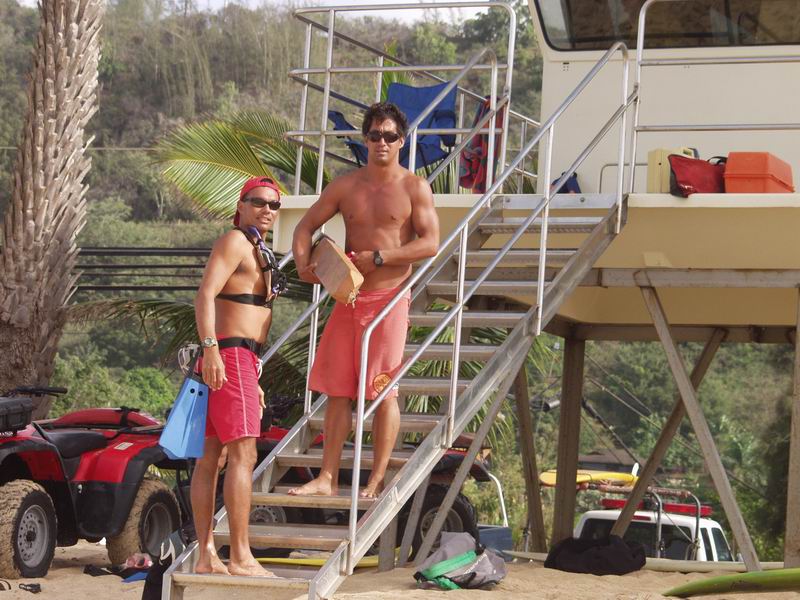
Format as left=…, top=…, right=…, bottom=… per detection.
left=340, top=189, right=412, bottom=229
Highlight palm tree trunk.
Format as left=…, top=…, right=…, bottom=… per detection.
left=0, top=0, right=104, bottom=417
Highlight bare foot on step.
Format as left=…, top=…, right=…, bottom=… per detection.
left=228, top=560, right=275, bottom=577
left=287, top=476, right=336, bottom=496
left=359, top=479, right=384, bottom=499
left=195, top=553, right=229, bottom=575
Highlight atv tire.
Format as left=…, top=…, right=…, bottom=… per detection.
left=107, top=478, right=180, bottom=565
left=0, top=480, right=57, bottom=578
left=406, top=484, right=478, bottom=559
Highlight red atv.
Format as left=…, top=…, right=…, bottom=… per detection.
left=0, top=387, right=185, bottom=579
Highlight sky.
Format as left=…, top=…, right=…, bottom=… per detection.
left=16, top=0, right=492, bottom=24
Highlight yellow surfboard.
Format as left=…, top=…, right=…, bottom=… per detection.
left=257, top=554, right=382, bottom=568
left=539, top=469, right=637, bottom=487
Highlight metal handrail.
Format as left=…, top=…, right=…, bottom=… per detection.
left=346, top=41, right=633, bottom=571
left=629, top=0, right=800, bottom=193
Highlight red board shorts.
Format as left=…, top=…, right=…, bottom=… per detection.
left=198, top=343, right=261, bottom=445
left=309, top=286, right=411, bottom=401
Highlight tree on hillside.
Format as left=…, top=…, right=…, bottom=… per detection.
left=0, top=0, right=104, bottom=416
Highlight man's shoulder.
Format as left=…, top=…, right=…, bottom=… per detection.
left=403, top=170, right=433, bottom=198
left=212, top=229, right=252, bottom=254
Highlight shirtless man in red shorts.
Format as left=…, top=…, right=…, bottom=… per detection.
left=289, top=102, right=440, bottom=499
left=191, top=177, right=285, bottom=576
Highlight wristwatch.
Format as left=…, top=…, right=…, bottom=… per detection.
left=373, top=250, right=384, bottom=267
left=201, top=336, right=218, bottom=348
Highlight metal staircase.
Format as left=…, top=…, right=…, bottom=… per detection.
left=162, top=198, right=625, bottom=600
left=163, top=5, right=636, bottom=597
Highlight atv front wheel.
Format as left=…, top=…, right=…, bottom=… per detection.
left=0, top=480, right=57, bottom=578
left=107, top=478, right=180, bottom=564
left=406, top=484, right=478, bottom=559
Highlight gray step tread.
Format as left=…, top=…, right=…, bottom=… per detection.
left=404, top=343, right=498, bottom=361
left=479, top=216, right=602, bottom=234
left=214, top=522, right=347, bottom=551
left=427, top=280, right=540, bottom=296
left=277, top=449, right=412, bottom=470
left=410, top=310, right=527, bottom=328
left=172, top=567, right=314, bottom=588
left=399, top=377, right=470, bottom=394
left=252, top=488, right=375, bottom=510
left=308, top=411, right=441, bottom=433
left=455, top=249, right=576, bottom=267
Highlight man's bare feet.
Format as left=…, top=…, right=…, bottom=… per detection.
left=287, top=475, right=336, bottom=496
left=228, top=560, right=275, bottom=577
left=359, top=479, right=384, bottom=499
left=195, top=553, right=229, bottom=575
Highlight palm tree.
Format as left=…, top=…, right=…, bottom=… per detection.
left=0, top=0, right=105, bottom=417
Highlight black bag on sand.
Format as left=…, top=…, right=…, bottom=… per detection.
left=544, top=535, right=645, bottom=576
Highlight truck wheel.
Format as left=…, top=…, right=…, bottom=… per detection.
left=0, top=480, right=57, bottom=578
left=107, top=479, right=180, bottom=565
left=407, top=484, right=478, bottom=559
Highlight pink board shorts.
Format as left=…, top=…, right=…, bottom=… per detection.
left=198, top=343, right=261, bottom=445
left=309, top=286, right=410, bottom=401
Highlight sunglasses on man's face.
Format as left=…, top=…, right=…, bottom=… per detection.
left=244, top=198, right=281, bottom=210
left=365, top=130, right=402, bottom=144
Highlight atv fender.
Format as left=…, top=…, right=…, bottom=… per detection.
left=76, top=446, right=169, bottom=539
left=431, top=452, right=491, bottom=483
left=0, top=440, right=67, bottom=483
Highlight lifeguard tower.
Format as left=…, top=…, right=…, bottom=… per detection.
left=164, top=1, right=800, bottom=598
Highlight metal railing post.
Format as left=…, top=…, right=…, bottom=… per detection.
left=293, top=22, right=313, bottom=195
left=447, top=228, right=469, bottom=447
left=615, top=55, right=630, bottom=233
left=535, top=124, right=554, bottom=335
left=375, top=55, right=384, bottom=102
left=485, top=59, right=498, bottom=189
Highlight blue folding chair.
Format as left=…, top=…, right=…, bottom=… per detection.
left=328, top=80, right=457, bottom=170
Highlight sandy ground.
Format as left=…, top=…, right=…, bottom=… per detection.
left=4, top=542, right=800, bottom=600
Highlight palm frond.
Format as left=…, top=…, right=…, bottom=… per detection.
left=228, top=111, right=329, bottom=190
left=155, top=119, right=278, bottom=219
left=380, top=41, right=414, bottom=102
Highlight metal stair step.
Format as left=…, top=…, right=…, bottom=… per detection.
left=250, top=493, right=371, bottom=511
left=404, top=343, right=498, bottom=361
left=410, top=310, right=527, bottom=328
left=214, top=522, right=347, bottom=551
left=479, top=216, right=602, bottom=234
left=399, top=376, right=470, bottom=395
left=172, top=566, right=315, bottom=589
left=455, top=249, right=576, bottom=267
left=426, top=279, right=541, bottom=296
left=277, top=449, right=413, bottom=470
left=308, top=411, right=441, bottom=433
left=252, top=488, right=375, bottom=510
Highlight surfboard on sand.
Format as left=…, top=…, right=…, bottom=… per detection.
left=539, top=469, right=637, bottom=487
left=663, top=567, right=800, bottom=597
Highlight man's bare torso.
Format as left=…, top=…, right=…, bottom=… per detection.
left=340, top=168, right=416, bottom=290
left=214, top=232, right=272, bottom=343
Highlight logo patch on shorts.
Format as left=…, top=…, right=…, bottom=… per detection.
left=372, top=373, right=392, bottom=393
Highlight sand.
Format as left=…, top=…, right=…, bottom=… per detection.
left=3, top=542, right=800, bottom=600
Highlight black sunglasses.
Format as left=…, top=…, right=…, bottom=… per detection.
left=244, top=198, right=281, bottom=210
left=366, top=130, right=402, bottom=143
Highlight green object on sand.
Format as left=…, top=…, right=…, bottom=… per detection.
left=664, top=567, right=800, bottom=597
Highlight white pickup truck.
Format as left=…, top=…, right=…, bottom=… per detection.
left=574, top=498, right=735, bottom=562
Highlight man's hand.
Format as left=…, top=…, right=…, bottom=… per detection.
left=201, top=349, right=227, bottom=390
left=298, top=262, right=321, bottom=284
left=258, top=386, right=266, bottom=419
left=350, top=250, right=377, bottom=275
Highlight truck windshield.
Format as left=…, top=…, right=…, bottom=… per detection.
left=581, top=518, right=694, bottom=559
left=712, top=527, right=734, bottom=561
left=533, top=0, right=800, bottom=51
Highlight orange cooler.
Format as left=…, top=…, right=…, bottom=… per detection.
left=724, top=152, right=794, bottom=193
